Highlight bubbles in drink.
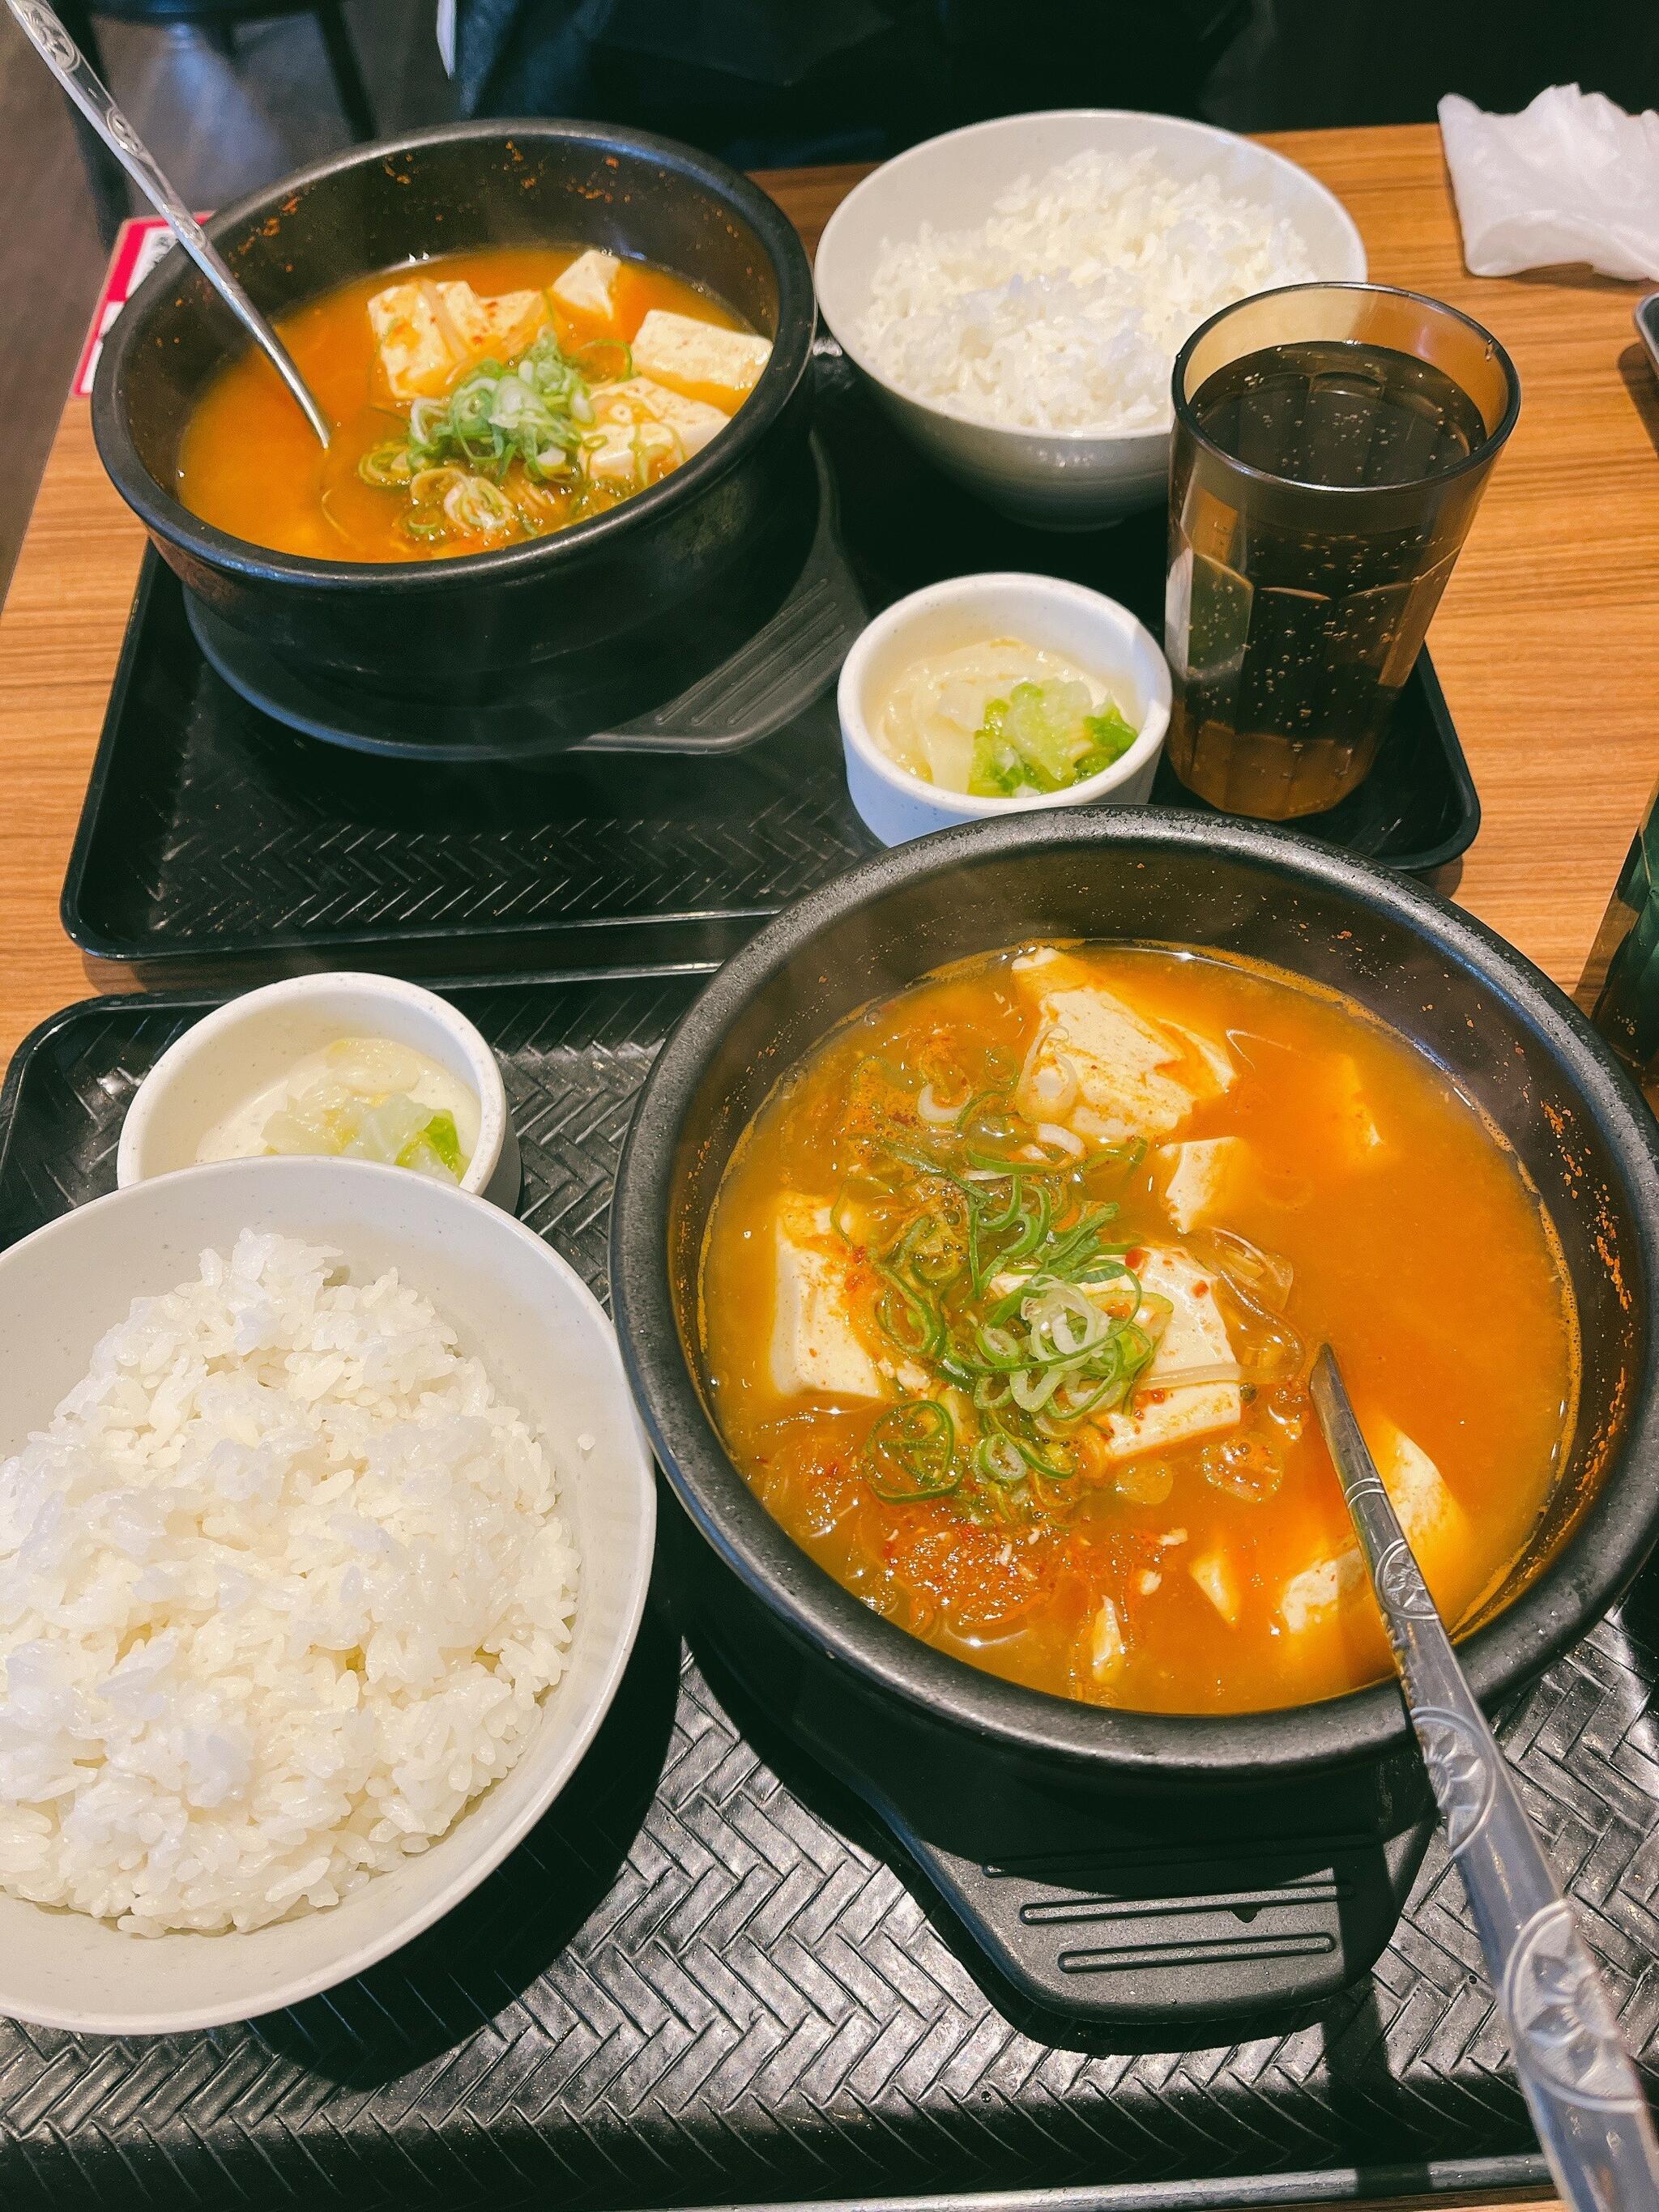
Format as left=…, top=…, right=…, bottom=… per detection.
left=1167, top=339, right=1491, bottom=820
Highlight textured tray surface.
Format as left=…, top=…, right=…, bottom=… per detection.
left=5, top=978, right=1654, bottom=2210
left=66, top=578, right=868, bottom=974
left=62, top=351, right=1476, bottom=976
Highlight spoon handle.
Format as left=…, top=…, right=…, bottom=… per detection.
left=6, top=0, right=331, bottom=447
left=1310, top=1349, right=1659, bottom=2212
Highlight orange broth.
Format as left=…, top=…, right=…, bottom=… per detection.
left=698, top=944, right=1579, bottom=1715
left=176, top=246, right=749, bottom=563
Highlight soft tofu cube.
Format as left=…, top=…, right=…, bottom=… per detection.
left=1373, top=1416, right=1469, bottom=1583
left=1281, top=1547, right=1365, bottom=1634
left=1012, top=947, right=1200, bottom=1146
left=442, top=281, right=544, bottom=360
left=1140, top=1251, right=1235, bottom=1373
left=1090, top=1597, right=1126, bottom=1682
left=1168, top=1021, right=1237, bottom=1095
left=1280, top=1417, right=1468, bottom=1633
left=1316, top=1052, right=1384, bottom=1165
left=581, top=377, right=728, bottom=486
left=582, top=420, right=643, bottom=487
left=594, top=376, right=728, bottom=455
left=1102, top=1250, right=1243, bottom=1461
left=582, top=410, right=684, bottom=489
left=552, top=248, right=622, bottom=325
left=367, top=279, right=545, bottom=400
left=631, top=309, right=772, bottom=407
left=770, top=1198, right=887, bottom=1400
left=1189, top=1549, right=1243, bottom=1626
left=367, top=281, right=454, bottom=400
left=1158, top=1136, right=1251, bottom=1234
left=994, top=1247, right=1243, bottom=1463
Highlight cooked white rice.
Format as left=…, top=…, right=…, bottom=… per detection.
left=0, top=1230, right=578, bottom=1937
left=857, top=147, right=1318, bottom=433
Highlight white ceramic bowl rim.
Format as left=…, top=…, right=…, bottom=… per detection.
left=838, top=573, right=1173, bottom=817
left=0, top=1156, right=655, bottom=2035
left=115, top=971, right=509, bottom=1199
left=815, top=106, right=1370, bottom=446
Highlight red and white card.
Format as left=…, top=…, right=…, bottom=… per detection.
left=74, top=215, right=210, bottom=397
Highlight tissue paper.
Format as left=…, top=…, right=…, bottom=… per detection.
left=1439, top=84, right=1659, bottom=283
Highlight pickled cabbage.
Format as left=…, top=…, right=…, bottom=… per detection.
left=254, top=1040, right=473, bottom=1182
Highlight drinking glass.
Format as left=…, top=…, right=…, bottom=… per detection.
left=1585, top=782, right=1659, bottom=1114
left=1165, top=283, right=1520, bottom=820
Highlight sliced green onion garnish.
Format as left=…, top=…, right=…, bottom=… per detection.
left=864, top=1400, right=960, bottom=1502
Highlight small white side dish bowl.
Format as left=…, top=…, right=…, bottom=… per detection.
left=117, top=971, right=520, bottom=1211
left=838, top=573, right=1171, bottom=846
left=812, top=108, right=1367, bottom=527
left=0, top=1156, right=655, bottom=2035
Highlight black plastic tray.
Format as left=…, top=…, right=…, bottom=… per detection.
left=10, top=974, right=1659, bottom=2212
left=60, top=349, right=1478, bottom=982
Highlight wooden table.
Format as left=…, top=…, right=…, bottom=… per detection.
left=0, top=120, right=1649, bottom=2210
left=1, top=124, right=1656, bottom=1068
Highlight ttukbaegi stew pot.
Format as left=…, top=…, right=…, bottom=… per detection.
left=92, top=120, right=817, bottom=708
left=611, top=811, right=1659, bottom=2031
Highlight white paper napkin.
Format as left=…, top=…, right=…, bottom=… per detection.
left=1439, top=84, right=1659, bottom=282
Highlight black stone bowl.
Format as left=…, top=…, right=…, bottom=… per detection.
left=612, top=810, right=1659, bottom=1882
left=91, top=121, right=817, bottom=713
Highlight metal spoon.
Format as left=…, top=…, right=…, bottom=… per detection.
left=1310, top=1345, right=1659, bottom=2212
left=6, top=0, right=331, bottom=447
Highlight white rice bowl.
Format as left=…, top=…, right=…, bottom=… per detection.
left=812, top=110, right=1367, bottom=526
left=0, top=1229, right=578, bottom=1937
left=0, top=1157, right=654, bottom=2034
left=857, top=147, right=1318, bottom=436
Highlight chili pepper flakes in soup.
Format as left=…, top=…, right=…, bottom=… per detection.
left=697, top=943, right=1579, bottom=1716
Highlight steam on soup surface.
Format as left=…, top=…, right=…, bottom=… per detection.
left=699, top=944, right=1578, bottom=1716
left=177, top=245, right=771, bottom=562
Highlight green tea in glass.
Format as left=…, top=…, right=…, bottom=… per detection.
left=1166, top=283, right=1520, bottom=820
